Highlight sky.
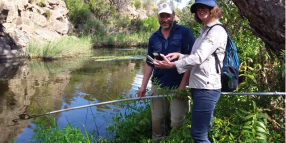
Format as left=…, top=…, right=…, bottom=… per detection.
left=175, top=0, right=192, bottom=9
left=154, top=0, right=192, bottom=10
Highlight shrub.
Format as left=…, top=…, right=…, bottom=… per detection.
left=142, top=0, right=152, bottom=9
left=64, top=0, right=90, bottom=25
left=44, top=9, right=51, bottom=20
left=134, top=0, right=141, bottom=10
left=140, top=17, right=159, bottom=32
left=82, top=15, right=106, bottom=36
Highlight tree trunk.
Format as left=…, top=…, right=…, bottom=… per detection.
left=232, top=0, right=285, bottom=58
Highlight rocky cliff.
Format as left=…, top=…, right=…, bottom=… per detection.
left=0, top=0, right=72, bottom=60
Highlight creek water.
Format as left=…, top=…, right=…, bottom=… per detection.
left=0, top=48, right=151, bottom=143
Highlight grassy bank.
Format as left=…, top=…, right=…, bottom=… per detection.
left=27, top=33, right=150, bottom=59
left=27, top=36, right=93, bottom=59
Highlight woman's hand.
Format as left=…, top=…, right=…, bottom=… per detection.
left=153, top=54, right=175, bottom=69
left=166, top=52, right=180, bottom=61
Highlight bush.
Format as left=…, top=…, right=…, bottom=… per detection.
left=117, top=15, right=131, bottom=29
left=134, top=0, right=141, bottom=10
left=64, top=0, right=90, bottom=25
left=82, top=14, right=106, bottom=36
left=140, top=17, right=160, bottom=32
left=142, top=0, right=152, bottom=9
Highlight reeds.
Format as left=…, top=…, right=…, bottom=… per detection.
left=28, top=36, right=92, bottom=59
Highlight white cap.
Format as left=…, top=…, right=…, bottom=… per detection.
left=158, top=2, right=174, bottom=14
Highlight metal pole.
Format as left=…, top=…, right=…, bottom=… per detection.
left=43, top=92, right=284, bottom=115
left=44, top=95, right=169, bottom=115
left=221, top=92, right=285, bottom=96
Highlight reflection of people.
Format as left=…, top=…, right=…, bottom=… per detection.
left=153, top=0, right=227, bottom=142
left=137, top=1, right=195, bottom=142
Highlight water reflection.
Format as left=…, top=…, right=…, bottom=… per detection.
left=0, top=49, right=149, bottom=143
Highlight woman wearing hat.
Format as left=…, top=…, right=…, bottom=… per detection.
left=153, top=0, right=227, bottom=142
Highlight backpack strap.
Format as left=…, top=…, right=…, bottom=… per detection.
left=212, top=51, right=221, bottom=73
left=206, top=24, right=228, bottom=74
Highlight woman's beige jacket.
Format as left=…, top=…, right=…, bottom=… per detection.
left=174, top=20, right=228, bottom=89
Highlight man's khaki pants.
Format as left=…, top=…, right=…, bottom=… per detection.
left=148, top=85, right=190, bottom=142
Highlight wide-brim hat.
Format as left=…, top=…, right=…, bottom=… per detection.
left=190, top=0, right=217, bottom=13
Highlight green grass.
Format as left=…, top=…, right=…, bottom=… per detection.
left=27, top=32, right=150, bottom=59
left=31, top=116, right=96, bottom=143
left=28, top=36, right=93, bottom=59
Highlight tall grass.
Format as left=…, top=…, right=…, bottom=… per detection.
left=28, top=36, right=93, bottom=59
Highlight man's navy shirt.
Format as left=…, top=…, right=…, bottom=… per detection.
left=147, top=22, right=195, bottom=88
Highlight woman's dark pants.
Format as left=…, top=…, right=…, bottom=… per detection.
left=190, top=88, right=221, bottom=143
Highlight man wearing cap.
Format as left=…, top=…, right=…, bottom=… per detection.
left=137, top=1, right=195, bottom=142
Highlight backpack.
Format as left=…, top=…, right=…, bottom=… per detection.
left=206, top=24, right=240, bottom=92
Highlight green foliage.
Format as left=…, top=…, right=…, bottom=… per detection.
left=140, top=17, right=160, bottom=32
left=103, top=93, right=284, bottom=143
left=176, top=7, right=201, bottom=38
left=64, top=0, right=119, bottom=36
left=130, top=18, right=144, bottom=32
left=32, top=116, right=96, bottom=142
left=64, top=0, right=90, bottom=25
left=105, top=96, right=152, bottom=142
left=240, top=102, right=269, bottom=141
left=116, top=15, right=132, bottom=29
left=160, top=113, right=193, bottom=143
left=134, top=0, right=141, bottom=10
left=44, top=9, right=51, bottom=20
left=82, top=15, right=106, bottom=36
left=134, top=0, right=141, bottom=9
left=212, top=91, right=285, bottom=142
left=89, top=0, right=117, bottom=23
left=209, top=99, right=276, bottom=143
left=142, top=0, right=152, bottom=9
left=276, top=50, right=285, bottom=78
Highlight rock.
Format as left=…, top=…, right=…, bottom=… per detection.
left=0, top=0, right=72, bottom=60
left=34, top=28, right=61, bottom=41
left=29, top=12, right=47, bottom=27
left=47, top=0, right=60, bottom=5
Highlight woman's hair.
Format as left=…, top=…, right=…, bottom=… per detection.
left=194, top=6, right=222, bottom=24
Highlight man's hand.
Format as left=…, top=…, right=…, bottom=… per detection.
left=153, top=54, right=174, bottom=69
left=175, top=88, right=188, bottom=100
left=138, top=87, right=146, bottom=98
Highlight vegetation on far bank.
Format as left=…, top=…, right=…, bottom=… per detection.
left=28, top=36, right=92, bottom=59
